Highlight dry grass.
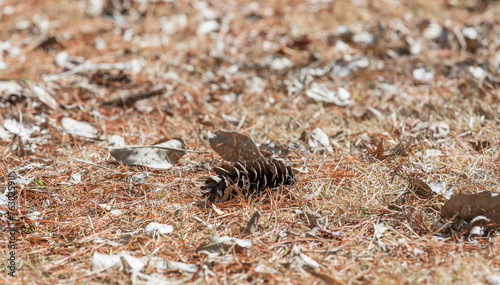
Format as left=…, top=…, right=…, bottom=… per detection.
left=1, top=0, right=500, bottom=284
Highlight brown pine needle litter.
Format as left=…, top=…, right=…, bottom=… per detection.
left=1, top=0, right=500, bottom=284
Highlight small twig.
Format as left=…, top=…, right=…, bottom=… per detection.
left=110, top=145, right=208, bottom=153
left=64, top=158, right=113, bottom=170
left=43, top=61, right=137, bottom=82
left=101, top=85, right=167, bottom=107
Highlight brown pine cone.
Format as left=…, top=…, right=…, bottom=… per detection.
left=201, top=158, right=295, bottom=202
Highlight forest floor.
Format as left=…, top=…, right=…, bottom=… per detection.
left=1, top=0, right=500, bottom=284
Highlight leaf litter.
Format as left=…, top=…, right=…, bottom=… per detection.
left=1, top=0, right=500, bottom=284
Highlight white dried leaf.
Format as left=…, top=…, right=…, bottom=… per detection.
left=333, top=41, right=354, bottom=54
left=32, top=85, right=60, bottom=111
left=310, top=128, right=330, bottom=149
left=69, top=172, right=81, bottom=184
left=486, top=275, right=500, bottom=285
left=85, top=0, right=104, bottom=17
left=145, top=222, right=174, bottom=237
left=469, top=66, right=487, bottom=80
left=107, top=135, right=125, bottom=147
left=413, top=68, right=434, bottom=82
left=149, top=257, right=198, bottom=273
left=374, top=223, right=388, bottom=239
left=423, top=22, right=442, bottom=39
left=424, top=148, right=443, bottom=158
left=428, top=180, right=445, bottom=194
left=352, top=31, right=373, bottom=44
left=55, top=52, right=69, bottom=67
left=290, top=245, right=320, bottom=269
left=160, top=14, right=187, bottom=35
left=4, top=119, right=39, bottom=139
left=91, top=252, right=145, bottom=273
left=246, top=77, right=265, bottom=94
left=306, top=83, right=351, bottom=106
left=0, top=125, right=13, bottom=141
left=98, top=203, right=112, bottom=211
left=109, top=139, right=185, bottom=169
left=110, top=209, right=123, bottom=216
left=462, top=26, right=478, bottom=40
left=92, top=252, right=123, bottom=271
left=263, top=40, right=279, bottom=52
left=121, top=254, right=145, bottom=273
left=0, top=80, right=22, bottom=95
left=197, top=20, right=219, bottom=35
left=61, top=117, right=98, bottom=139
left=406, top=37, right=422, bottom=55
left=270, top=57, right=292, bottom=70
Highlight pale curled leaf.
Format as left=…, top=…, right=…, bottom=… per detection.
left=91, top=252, right=145, bottom=273
left=32, top=85, right=60, bottom=111
left=374, top=223, right=388, bottom=239
left=109, top=139, right=185, bottom=169
left=289, top=245, right=320, bottom=269
left=0, top=125, right=13, bottom=141
left=148, top=257, right=198, bottom=273
left=305, top=83, right=351, bottom=106
left=61, top=117, right=99, bottom=139
left=145, top=222, right=174, bottom=237
left=208, top=130, right=262, bottom=162
left=486, top=275, right=500, bottom=285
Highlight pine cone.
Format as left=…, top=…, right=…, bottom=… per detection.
left=201, top=158, right=295, bottom=202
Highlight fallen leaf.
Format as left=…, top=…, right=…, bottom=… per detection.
left=289, top=245, right=320, bottom=269
left=373, top=223, right=388, bottom=239
left=305, top=83, right=351, bottom=106
left=144, top=222, right=174, bottom=237
left=109, top=139, right=185, bottom=169
left=486, top=274, right=500, bottom=285
left=366, top=139, right=390, bottom=160
left=208, top=130, right=262, bottom=162
left=469, top=216, right=492, bottom=240
left=148, top=257, right=198, bottom=273
left=196, top=236, right=251, bottom=255
left=32, top=84, right=60, bottom=111
left=413, top=67, right=434, bottom=82
left=91, top=252, right=145, bottom=273
left=441, top=191, right=500, bottom=222
left=408, top=177, right=433, bottom=198
left=61, top=117, right=99, bottom=139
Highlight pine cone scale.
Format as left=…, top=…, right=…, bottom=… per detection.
left=201, top=158, right=295, bottom=202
